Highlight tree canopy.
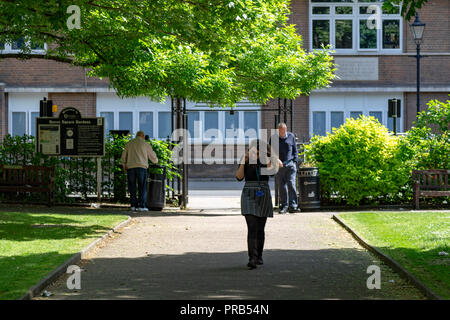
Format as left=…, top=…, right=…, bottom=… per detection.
left=0, top=0, right=336, bottom=106
left=383, top=0, right=429, bottom=21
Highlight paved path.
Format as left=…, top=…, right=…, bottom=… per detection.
left=40, top=199, right=425, bottom=300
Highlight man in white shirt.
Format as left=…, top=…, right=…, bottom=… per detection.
left=121, top=131, right=158, bottom=211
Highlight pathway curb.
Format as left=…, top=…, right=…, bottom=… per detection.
left=19, top=216, right=133, bottom=300
left=332, top=214, right=442, bottom=300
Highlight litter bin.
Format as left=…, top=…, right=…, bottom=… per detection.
left=298, top=167, right=320, bottom=210
left=146, top=165, right=166, bottom=211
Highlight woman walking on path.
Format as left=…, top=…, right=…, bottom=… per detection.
left=236, top=139, right=282, bottom=269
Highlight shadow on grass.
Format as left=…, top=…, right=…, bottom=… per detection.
left=0, top=211, right=120, bottom=241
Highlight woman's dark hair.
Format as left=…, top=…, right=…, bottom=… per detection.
left=248, top=139, right=271, bottom=164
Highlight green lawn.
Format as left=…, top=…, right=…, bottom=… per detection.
left=338, top=211, right=450, bottom=299
left=0, top=208, right=128, bottom=300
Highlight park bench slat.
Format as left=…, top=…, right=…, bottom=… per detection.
left=0, top=165, right=55, bottom=206
left=412, top=169, right=450, bottom=209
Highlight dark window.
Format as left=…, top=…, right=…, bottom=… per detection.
left=312, top=7, right=330, bottom=15
left=383, top=20, right=400, bottom=49
left=335, top=20, right=353, bottom=49
left=360, top=20, right=377, bottom=49
left=313, top=20, right=330, bottom=49
left=335, top=6, right=352, bottom=14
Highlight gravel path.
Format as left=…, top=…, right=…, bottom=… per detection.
left=39, top=205, right=425, bottom=300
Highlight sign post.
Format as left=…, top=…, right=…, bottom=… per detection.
left=36, top=107, right=105, bottom=201
left=36, top=107, right=105, bottom=156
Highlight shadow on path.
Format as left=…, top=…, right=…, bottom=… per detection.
left=45, top=248, right=425, bottom=300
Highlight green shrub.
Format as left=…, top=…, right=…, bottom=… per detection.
left=402, top=98, right=450, bottom=170
left=303, top=116, right=413, bottom=206
left=0, top=133, right=179, bottom=203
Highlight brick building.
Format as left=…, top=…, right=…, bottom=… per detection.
left=0, top=0, right=449, bottom=178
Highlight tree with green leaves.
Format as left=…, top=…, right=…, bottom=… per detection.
left=0, top=0, right=336, bottom=106
left=383, top=0, right=429, bottom=21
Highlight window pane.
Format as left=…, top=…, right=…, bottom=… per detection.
left=244, top=112, right=258, bottom=140
left=204, top=111, right=218, bottom=130
left=360, top=6, right=370, bottom=14
left=383, top=6, right=400, bottom=14
left=225, top=111, right=239, bottom=138
left=11, top=38, right=24, bottom=50
left=244, top=112, right=258, bottom=134
left=31, top=42, right=44, bottom=50
left=335, top=20, right=353, bottom=49
left=313, top=20, right=330, bottom=49
left=204, top=112, right=219, bottom=139
left=313, top=112, right=326, bottom=136
left=0, top=41, right=4, bottom=50
left=158, top=112, right=172, bottom=139
left=383, top=20, right=400, bottom=49
left=350, top=111, right=363, bottom=119
left=119, top=112, right=132, bottom=132
left=100, top=112, right=114, bottom=138
left=12, top=112, right=26, bottom=136
left=139, top=112, right=153, bottom=138
left=331, top=112, right=344, bottom=130
left=335, top=6, right=352, bottom=14
left=387, top=117, right=400, bottom=132
left=360, top=20, right=377, bottom=49
left=312, top=7, right=330, bottom=14
left=369, top=111, right=382, bottom=124
left=187, top=111, right=200, bottom=138
left=30, top=112, right=39, bottom=137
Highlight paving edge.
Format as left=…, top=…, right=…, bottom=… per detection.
left=332, top=214, right=442, bottom=300
left=19, top=216, right=133, bottom=300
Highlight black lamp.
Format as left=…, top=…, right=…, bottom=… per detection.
left=410, top=14, right=426, bottom=116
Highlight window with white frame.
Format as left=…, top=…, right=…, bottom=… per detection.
left=0, top=37, right=46, bottom=53
left=8, top=93, right=42, bottom=137
left=96, top=93, right=173, bottom=140
left=187, top=109, right=260, bottom=143
left=9, top=110, right=40, bottom=137
left=310, top=93, right=403, bottom=136
left=96, top=94, right=261, bottom=142
left=310, top=0, right=402, bottom=53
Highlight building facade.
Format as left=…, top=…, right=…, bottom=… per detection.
left=261, top=0, right=449, bottom=141
left=0, top=0, right=449, bottom=178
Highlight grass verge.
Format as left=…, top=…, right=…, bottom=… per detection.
left=0, top=208, right=128, bottom=300
left=338, top=211, right=450, bottom=299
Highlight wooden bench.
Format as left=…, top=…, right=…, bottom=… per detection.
left=412, top=169, right=450, bottom=209
left=0, top=165, right=55, bottom=206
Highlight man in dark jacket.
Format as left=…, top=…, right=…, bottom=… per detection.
left=271, top=123, right=299, bottom=213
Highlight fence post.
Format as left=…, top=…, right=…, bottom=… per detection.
left=97, top=157, right=101, bottom=202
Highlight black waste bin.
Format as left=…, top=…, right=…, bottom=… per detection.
left=298, top=167, right=320, bottom=210
left=146, top=165, right=166, bottom=211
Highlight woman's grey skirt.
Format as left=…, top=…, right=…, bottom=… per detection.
left=241, top=181, right=273, bottom=218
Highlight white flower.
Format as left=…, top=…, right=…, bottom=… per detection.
left=228, top=2, right=235, bottom=8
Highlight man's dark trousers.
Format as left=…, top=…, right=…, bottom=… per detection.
left=277, top=161, right=298, bottom=209
left=127, top=167, right=148, bottom=208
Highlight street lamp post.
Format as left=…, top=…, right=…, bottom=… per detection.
left=410, top=14, right=426, bottom=117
